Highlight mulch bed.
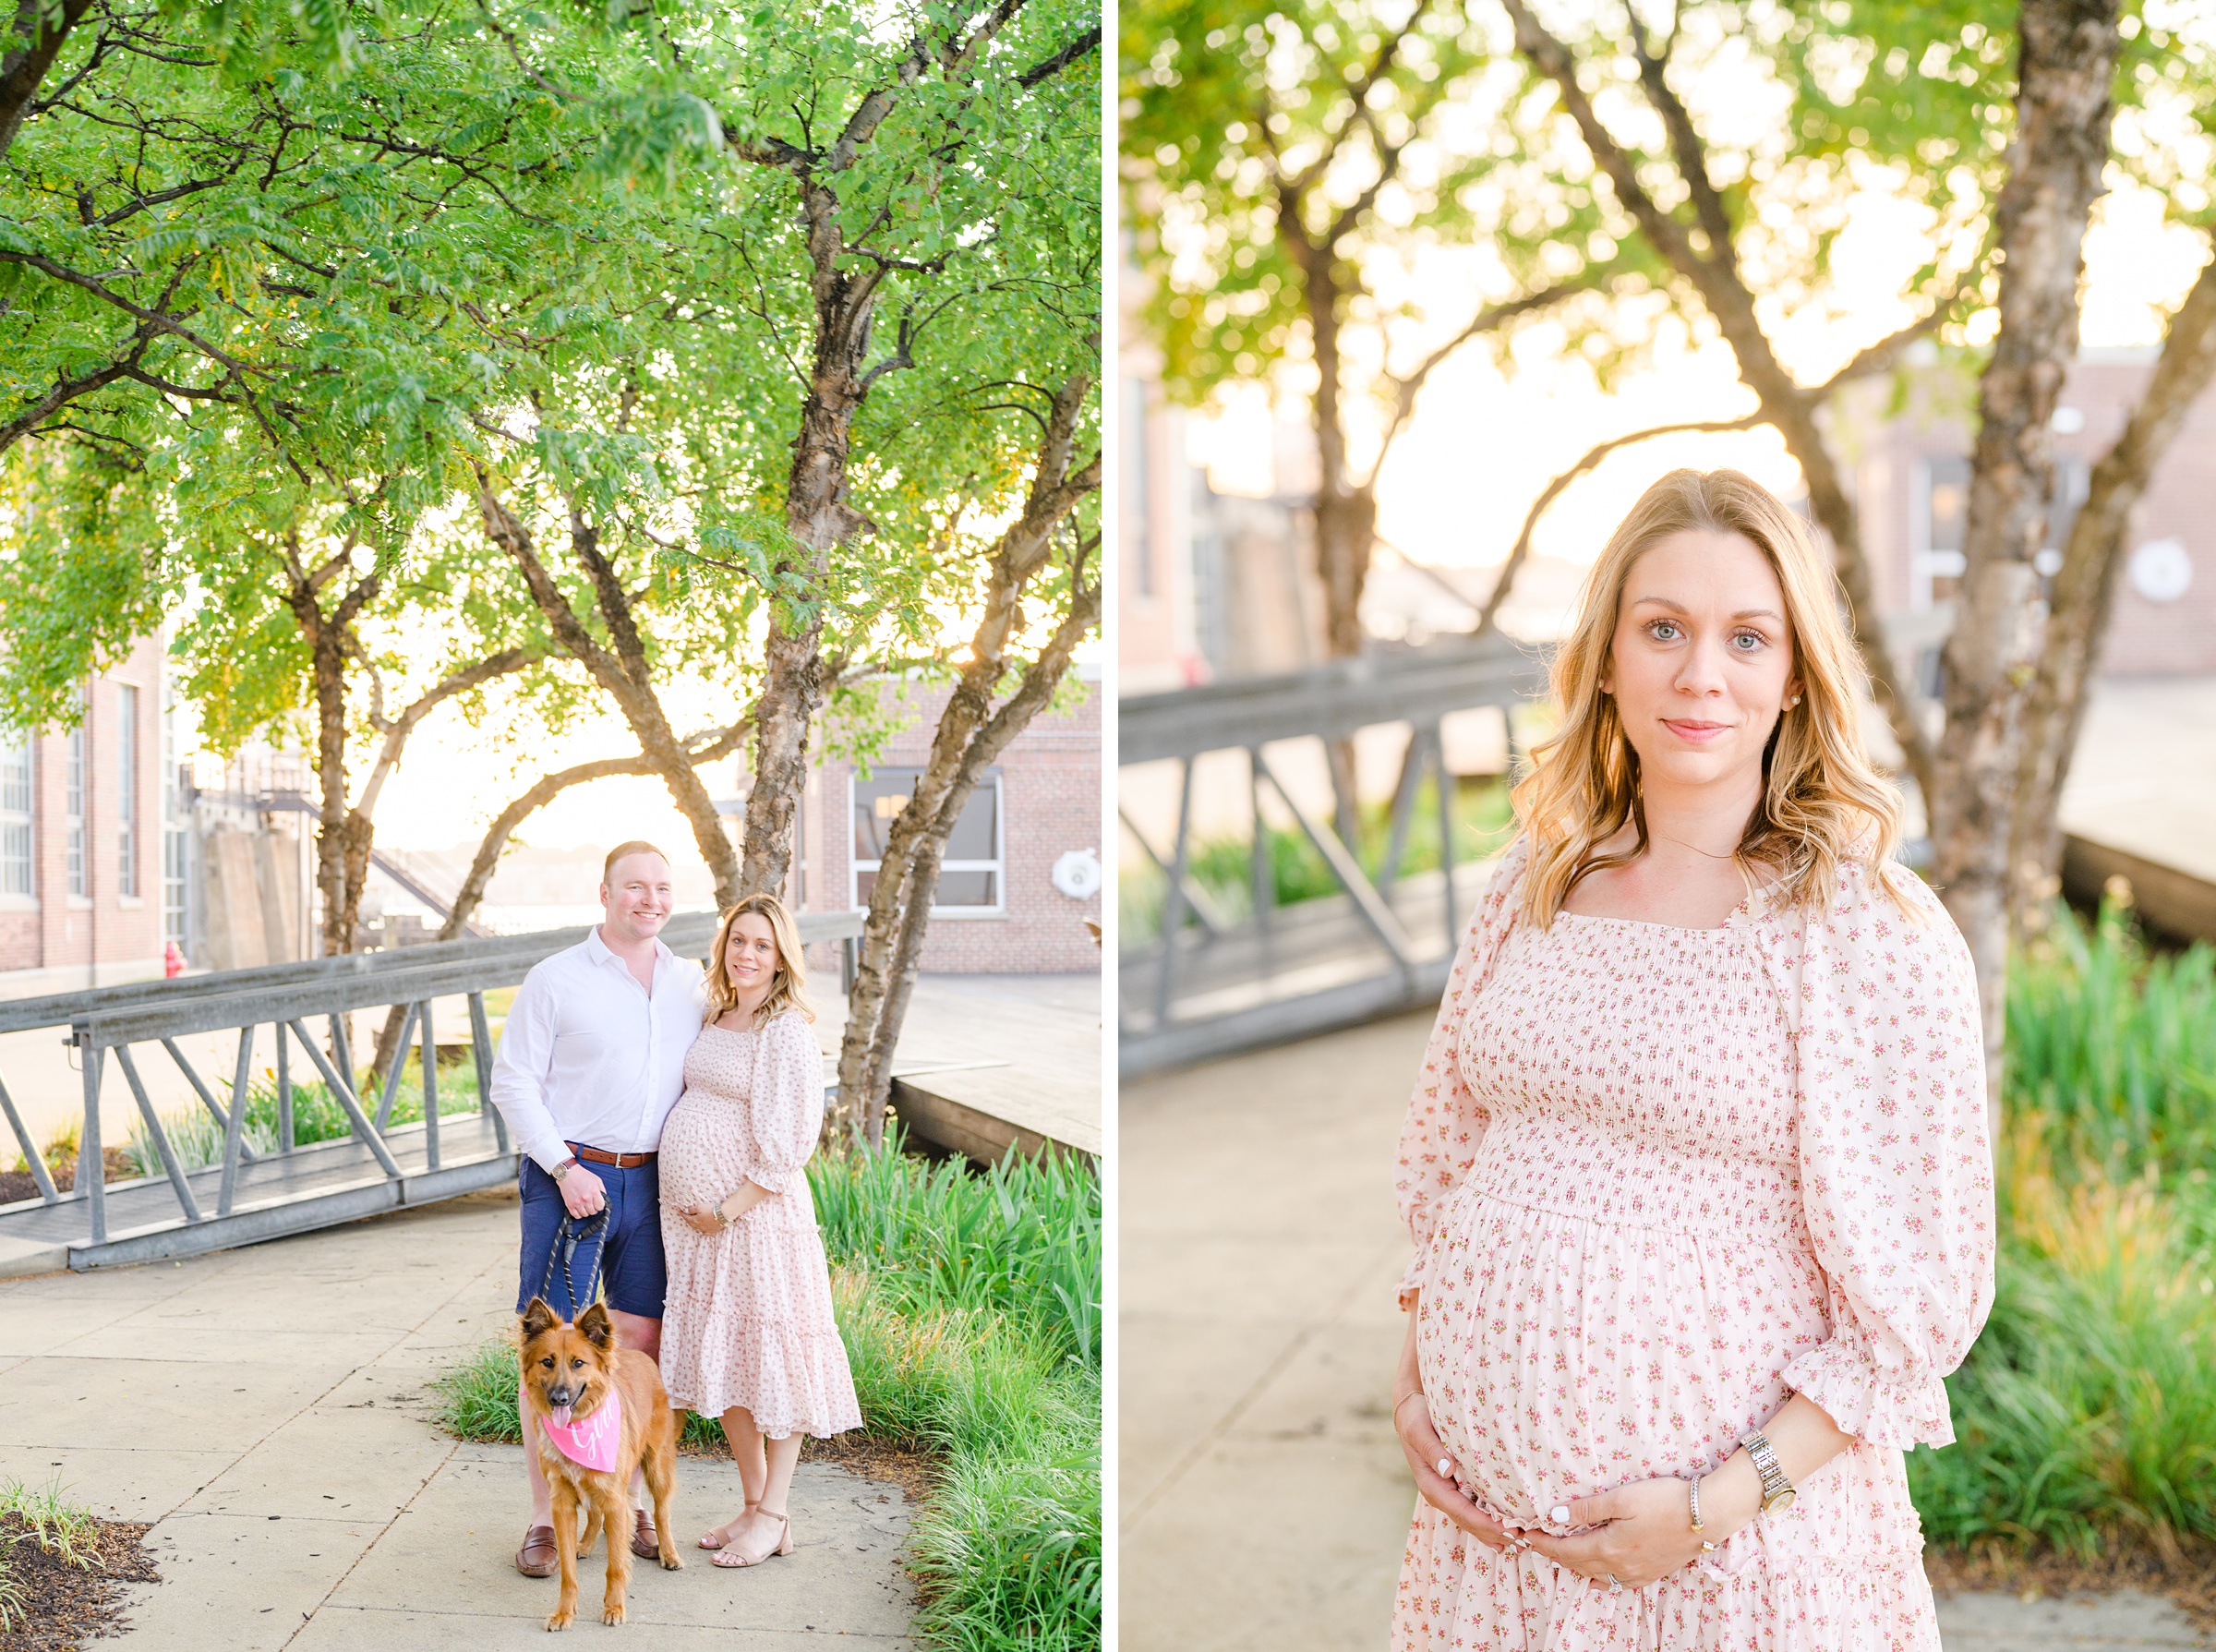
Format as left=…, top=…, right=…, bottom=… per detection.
left=677, top=1432, right=936, bottom=1505
left=0, top=1513, right=161, bottom=1651
left=1927, top=1539, right=2216, bottom=1633
left=0, top=1152, right=134, bottom=1207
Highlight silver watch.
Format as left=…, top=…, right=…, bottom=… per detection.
left=1740, top=1429, right=1796, bottom=1514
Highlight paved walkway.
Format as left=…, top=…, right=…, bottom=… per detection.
left=1119, top=1013, right=2212, bottom=1651
left=0, top=1190, right=913, bottom=1648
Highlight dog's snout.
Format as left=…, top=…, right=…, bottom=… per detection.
left=548, top=1383, right=576, bottom=1406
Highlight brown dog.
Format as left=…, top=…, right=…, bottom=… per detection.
left=518, top=1296, right=681, bottom=1629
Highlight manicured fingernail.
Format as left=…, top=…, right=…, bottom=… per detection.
left=1548, top=1505, right=1569, bottom=1524
left=1435, top=1457, right=1452, bottom=1477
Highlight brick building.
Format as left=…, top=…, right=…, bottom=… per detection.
left=0, top=634, right=184, bottom=993
left=774, top=669, right=1102, bottom=975
left=1848, top=348, right=2216, bottom=676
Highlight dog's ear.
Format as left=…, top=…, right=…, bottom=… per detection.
left=576, top=1301, right=614, bottom=1350
left=521, top=1296, right=559, bottom=1343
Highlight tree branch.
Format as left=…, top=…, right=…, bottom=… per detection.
left=1366, top=274, right=1616, bottom=487
left=1474, top=413, right=1764, bottom=637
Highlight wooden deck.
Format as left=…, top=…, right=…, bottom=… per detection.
left=822, top=974, right=1101, bottom=1164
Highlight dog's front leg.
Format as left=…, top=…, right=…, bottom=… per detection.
left=547, top=1481, right=580, bottom=1632
left=599, top=1488, right=634, bottom=1626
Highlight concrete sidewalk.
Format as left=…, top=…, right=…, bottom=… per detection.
left=1119, top=1012, right=2213, bottom=1652
left=0, top=1190, right=913, bottom=1647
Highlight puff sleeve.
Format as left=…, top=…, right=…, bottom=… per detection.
left=1775, top=861, right=1996, bottom=1449
left=741, top=1011, right=826, bottom=1195
left=1393, top=835, right=1532, bottom=1305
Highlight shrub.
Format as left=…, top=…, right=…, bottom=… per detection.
left=1909, top=901, right=2216, bottom=1563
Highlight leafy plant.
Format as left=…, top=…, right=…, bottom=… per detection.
left=0, top=1476, right=102, bottom=1570
left=1909, top=898, right=2216, bottom=1562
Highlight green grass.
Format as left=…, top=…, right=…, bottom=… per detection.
left=431, top=1132, right=1102, bottom=1651
left=1120, top=774, right=1514, bottom=944
left=1907, top=898, right=2216, bottom=1564
left=0, top=1474, right=102, bottom=1632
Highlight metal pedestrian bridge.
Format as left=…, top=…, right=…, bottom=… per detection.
left=0, top=911, right=861, bottom=1271
left=1118, top=635, right=1547, bottom=1078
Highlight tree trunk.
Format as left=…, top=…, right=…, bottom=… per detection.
left=2006, top=244, right=2216, bottom=933
left=830, top=366, right=1102, bottom=1145
left=739, top=178, right=882, bottom=900
left=833, top=589, right=1098, bottom=1147
left=307, top=630, right=354, bottom=958
left=1290, top=243, right=1373, bottom=846
left=1931, top=0, right=2121, bottom=1104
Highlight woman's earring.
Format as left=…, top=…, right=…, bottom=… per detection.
left=1787, top=693, right=1800, bottom=709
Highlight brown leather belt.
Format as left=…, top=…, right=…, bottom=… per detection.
left=568, top=1142, right=655, bottom=1169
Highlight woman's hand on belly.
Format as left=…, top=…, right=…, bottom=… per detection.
left=1395, top=1395, right=1524, bottom=1554
left=1523, top=1478, right=1704, bottom=1588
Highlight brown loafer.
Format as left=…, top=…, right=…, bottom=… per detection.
left=517, top=1525, right=559, bottom=1577
left=629, top=1510, right=659, bottom=1561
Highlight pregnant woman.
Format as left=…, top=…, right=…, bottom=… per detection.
left=658, top=892, right=861, bottom=1570
left=1391, top=470, right=1995, bottom=1647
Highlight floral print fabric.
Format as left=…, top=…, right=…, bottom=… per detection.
left=1393, top=838, right=1994, bottom=1648
left=656, top=1011, right=862, bottom=1439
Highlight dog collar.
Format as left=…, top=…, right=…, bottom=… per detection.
left=543, top=1388, right=622, bottom=1472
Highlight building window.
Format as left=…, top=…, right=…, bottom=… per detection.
left=162, top=691, right=187, bottom=944
left=850, top=768, right=1003, bottom=912
left=65, top=691, right=87, bottom=898
left=117, top=683, right=138, bottom=898
left=1918, top=453, right=2092, bottom=600
left=0, top=733, right=30, bottom=896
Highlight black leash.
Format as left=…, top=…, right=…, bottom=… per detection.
left=538, top=1206, right=610, bottom=1315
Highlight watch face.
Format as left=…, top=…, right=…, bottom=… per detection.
left=1764, top=1489, right=1797, bottom=1515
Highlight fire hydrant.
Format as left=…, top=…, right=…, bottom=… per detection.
left=163, top=940, right=187, bottom=978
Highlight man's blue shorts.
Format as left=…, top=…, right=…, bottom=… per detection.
left=516, top=1148, right=667, bottom=1321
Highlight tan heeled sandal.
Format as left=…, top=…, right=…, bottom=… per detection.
left=698, top=1501, right=759, bottom=1550
left=709, top=1511, right=791, bottom=1569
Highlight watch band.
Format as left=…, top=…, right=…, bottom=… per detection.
left=1740, top=1429, right=1795, bottom=1512
left=551, top=1156, right=580, bottom=1181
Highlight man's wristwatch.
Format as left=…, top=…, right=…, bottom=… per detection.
left=1740, top=1429, right=1797, bottom=1514
left=551, top=1157, right=580, bottom=1182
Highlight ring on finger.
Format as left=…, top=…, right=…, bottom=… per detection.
left=1606, top=1573, right=1623, bottom=1596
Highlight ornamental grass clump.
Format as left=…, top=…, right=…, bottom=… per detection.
left=1909, top=898, right=2216, bottom=1566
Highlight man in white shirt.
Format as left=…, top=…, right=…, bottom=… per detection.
left=489, top=840, right=705, bottom=1578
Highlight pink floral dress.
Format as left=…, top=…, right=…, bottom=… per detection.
left=656, top=1010, right=861, bottom=1439
left=1394, top=838, right=1994, bottom=1649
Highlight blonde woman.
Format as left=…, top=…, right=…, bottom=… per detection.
left=1391, top=470, right=1995, bottom=1647
left=657, top=892, right=861, bottom=1570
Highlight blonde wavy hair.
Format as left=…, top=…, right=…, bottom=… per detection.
left=1512, top=468, right=1908, bottom=927
left=703, top=892, right=818, bottom=1028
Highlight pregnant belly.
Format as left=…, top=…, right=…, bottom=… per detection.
left=1414, top=1189, right=1829, bottom=1524
left=656, top=1095, right=746, bottom=1211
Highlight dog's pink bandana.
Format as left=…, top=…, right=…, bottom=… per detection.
left=543, top=1390, right=622, bottom=1472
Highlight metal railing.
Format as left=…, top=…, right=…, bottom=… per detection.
left=1119, top=634, right=1548, bottom=1077
left=0, top=910, right=862, bottom=1269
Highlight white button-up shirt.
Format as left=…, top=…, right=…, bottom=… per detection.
left=489, top=927, right=707, bottom=1173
